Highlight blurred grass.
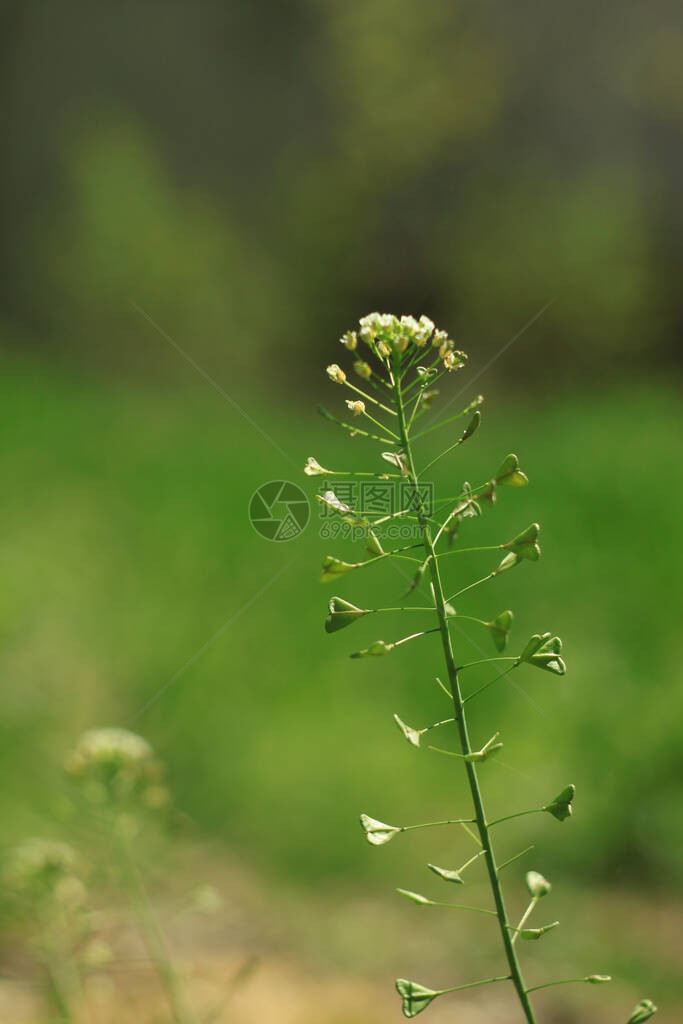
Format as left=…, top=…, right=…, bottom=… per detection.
left=1, top=347, right=681, bottom=903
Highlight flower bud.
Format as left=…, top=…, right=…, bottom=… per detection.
left=360, top=813, right=400, bottom=845
left=525, top=870, right=552, bottom=898
left=353, top=360, right=372, bottom=380
left=326, top=363, right=346, bottom=384
left=586, top=975, right=611, bottom=984
left=345, top=399, right=365, bottom=416
left=340, top=330, right=358, bottom=351
left=415, top=315, right=435, bottom=346
left=395, top=979, right=440, bottom=1018
left=463, top=394, right=484, bottom=414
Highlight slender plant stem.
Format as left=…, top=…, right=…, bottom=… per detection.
left=112, top=820, right=197, bottom=1024
left=498, top=845, right=535, bottom=871
left=393, top=359, right=537, bottom=1024
left=440, top=974, right=511, bottom=996
left=37, top=914, right=76, bottom=1024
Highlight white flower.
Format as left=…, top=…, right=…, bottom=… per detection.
left=345, top=399, right=365, bottom=416
left=326, top=363, right=346, bottom=384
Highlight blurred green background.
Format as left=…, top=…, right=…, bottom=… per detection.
left=1, top=2, right=682, bottom=1021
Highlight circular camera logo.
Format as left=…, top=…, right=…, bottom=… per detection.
left=249, top=480, right=310, bottom=542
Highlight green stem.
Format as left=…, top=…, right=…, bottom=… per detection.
left=488, top=809, right=543, bottom=828
left=401, top=817, right=476, bottom=833
left=497, top=845, right=535, bottom=871
left=393, top=360, right=537, bottom=1024
left=440, top=974, right=510, bottom=996
left=37, top=916, right=75, bottom=1024
left=343, top=378, right=397, bottom=416
left=413, top=405, right=481, bottom=440
left=526, top=978, right=594, bottom=993
left=317, top=405, right=397, bottom=445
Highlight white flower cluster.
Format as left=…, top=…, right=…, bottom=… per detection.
left=68, top=727, right=153, bottom=770
left=66, top=728, right=169, bottom=809
left=4, top=838, right=85, bottom=904
left=357, top=312, right=436, bottom=352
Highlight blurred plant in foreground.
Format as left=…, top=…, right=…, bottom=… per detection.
left=65, top=726, right=197, bottom=1024
left=4, top=838, right=89, bottom=1023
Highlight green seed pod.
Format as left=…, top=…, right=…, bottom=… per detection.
left=394, top=714, right=422, bottom=748
left=495, top=453, right=529, bottom=487
left=320, top=556, right=358, bottom=582
left=352, top=643, right=395, bottom=659
left=488, top=610, right=514, bottom=651
left=502, top=522, right=541, bottom=561
left=519, top=920, right=559, bottom=940
left=397, top=888, right=434, bottom=905
left=325, top=597, right=369, bottom=633
left=461, top=410, right=481, bottom=441
left=395, top=979, right=440, bottom=1019
left=544, top=784, right=576, bottom=822
left=517, top=633, right=566, bottom=675
left=303, top=456, right=331, bottom=476
left=354, top=360, right=372, bottom=380
left=627, top=999, right=658, bottom=1022
left=318, top=490, right=352, bottom=515
left=427, top=863, right=464, bottom=884
left=464, top=732, right=503, bottom=763
left=525, top=870, right=552, bottom=897
left=360, top=814, right=400, bottom=846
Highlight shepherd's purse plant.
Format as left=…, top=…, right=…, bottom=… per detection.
left=305, top=313, right=657, bottom=1023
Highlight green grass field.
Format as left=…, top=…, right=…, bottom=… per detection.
left=1, top=351, right=682, bottom=1018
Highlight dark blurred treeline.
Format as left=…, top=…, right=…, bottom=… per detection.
left=2, top=1, right=682, bottom=387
